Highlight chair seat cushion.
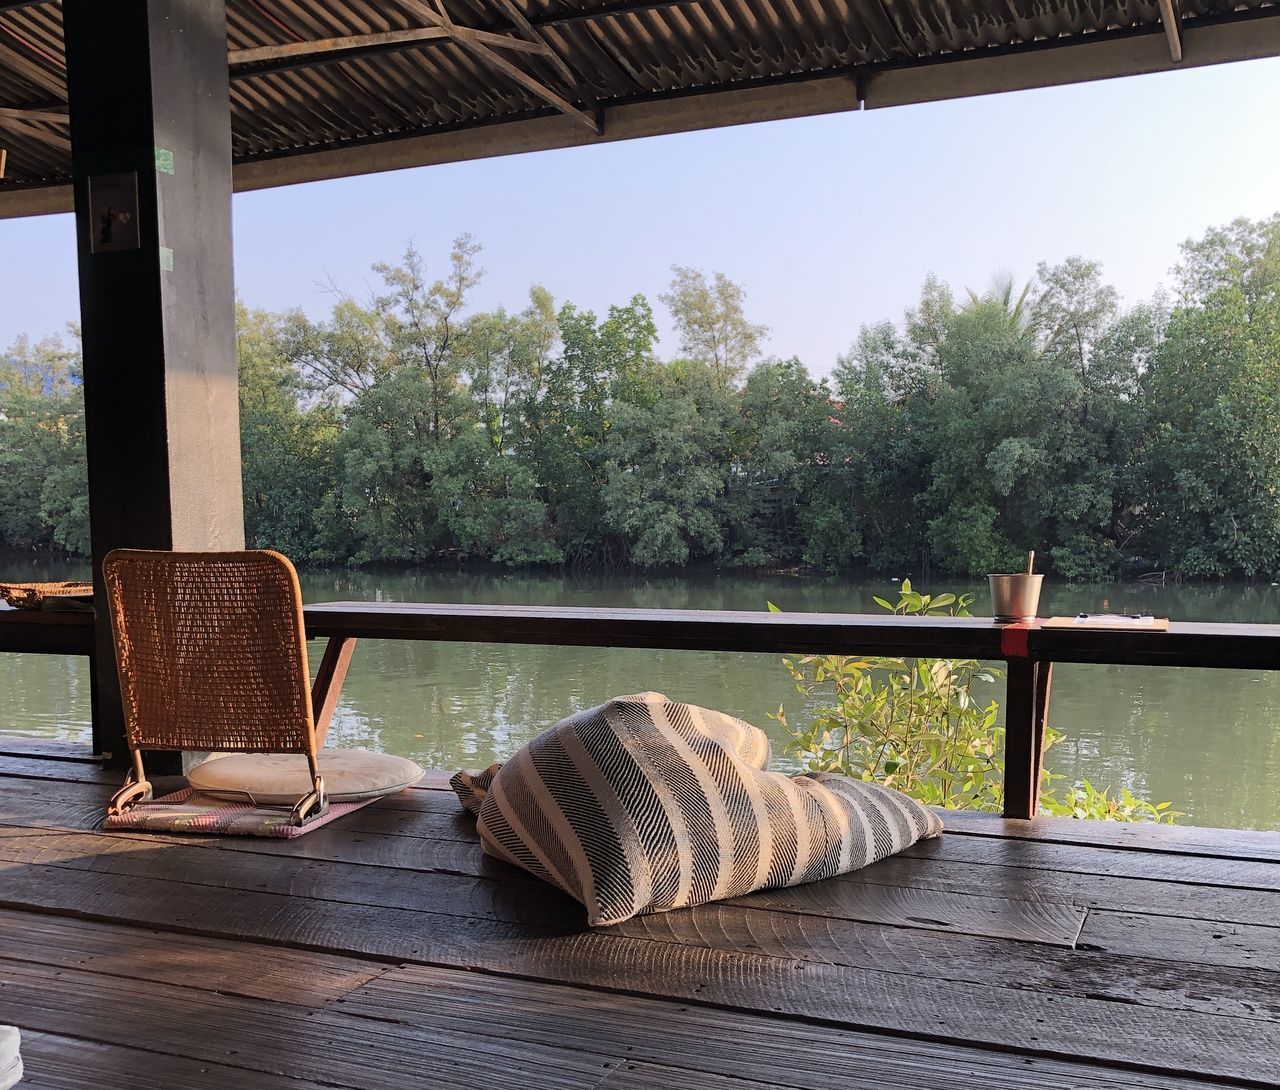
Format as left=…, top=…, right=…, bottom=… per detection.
left=451, top=692, right=942, bottom=927
left=188, top=750, right=424, bottom=804
left=0, top=1025, right=20, bottom=1090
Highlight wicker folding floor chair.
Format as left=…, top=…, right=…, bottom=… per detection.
left=102, top=549, right=418, bottom=827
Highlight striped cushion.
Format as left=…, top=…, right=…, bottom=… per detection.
left=451, top=692, right=942, bottom=927
left=0, top=1025, right=20, bottom=1090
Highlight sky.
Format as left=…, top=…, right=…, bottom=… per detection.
left=2, top=56, right=1279, bottom=376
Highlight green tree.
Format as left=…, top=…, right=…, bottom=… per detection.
left=1174, top=213, right=1280, bottom=313
left=830, top=262, right=1151, bottom=580
left=601, top=360, right=734, bottom=566
left=372, top=235, right=482, bottom=443
left=727, top=357, right=834, bottom=566
left=1139, top=262, right=1280, bottom=577
left=523, top=295, right=660, bottom=565
left=6, top=220, right=1280, bottom=583
left=311, top=236, right=487, bottom=563
left=237, top=305, right=341, bottom=559
left=823, top=311, right=941, bottom=573
left=660, top=266, right=767, bottom=388
left=0, top=334, right=88, bottom=555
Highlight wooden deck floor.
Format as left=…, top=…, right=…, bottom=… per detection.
left=2, top=748, right=1279, bottom=1089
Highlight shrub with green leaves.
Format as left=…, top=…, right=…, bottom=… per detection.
left=770, top=581, right=1180, bottom=823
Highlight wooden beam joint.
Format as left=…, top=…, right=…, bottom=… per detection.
left=393, top=0, right=601, bottom=134
left=485, top=0, right=605, bottom=134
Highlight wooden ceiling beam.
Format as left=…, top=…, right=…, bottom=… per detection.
left=449, top=23, right=601, bottom=133
left=1158, top=0, right=1184, bottom=63
left=0, top=111, right=70, bottom=151
left=0, top=41, right=63, bottom=98
left=530, top=0, right=703, bottom=32
left=392, top=0, right=601, bottom=134
left=486, top=0, right=604, bottom=131
left=0, top=105, right=67, bottom=124
left=231, top=26, right=450, bottom=73
left=228, top=23, right=550, bottom=80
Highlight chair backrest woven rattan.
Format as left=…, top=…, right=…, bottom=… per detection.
left=103, top=550, right=317, bottom=756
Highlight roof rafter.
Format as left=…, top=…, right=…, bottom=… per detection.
left=0, top=111, right=70, bottom=152
left=227, top=22, right=550, bottom=79
left=485, top=0, right=605, bottom=131
left=530, top=0, right=704, bottom=32
left=0, top=105, right=66, bottom=124
left=1158, top=0, right=1184, bottom=62
left=393, top=0, right=601, bottom=134
left=0, top=40, right=63, bottom=98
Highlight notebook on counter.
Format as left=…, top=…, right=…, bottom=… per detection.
left=1043, top=614, right=1170, bottom=631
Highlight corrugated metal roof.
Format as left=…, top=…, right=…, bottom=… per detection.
left=0, top=0, right=1276, bottom=198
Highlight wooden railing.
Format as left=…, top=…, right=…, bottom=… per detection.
left=5, top=601, right=1279, bottom=819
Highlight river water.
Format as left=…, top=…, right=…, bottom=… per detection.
left=4, top=558, right=1280, bottom=831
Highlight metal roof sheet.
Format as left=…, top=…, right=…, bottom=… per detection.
left=0, top=0, right=1276, bottom=210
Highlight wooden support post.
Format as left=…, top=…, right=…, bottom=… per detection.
left=1032, top=661, right=1053, bottom=791
left=64, top=0, right=243, bottom=762
left=311, top=637, right=357, bottom=748
left=1003, top=658, right=1052, bottom=819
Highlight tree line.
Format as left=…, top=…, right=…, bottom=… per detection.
left=2, top=215, right=1279, bottom=580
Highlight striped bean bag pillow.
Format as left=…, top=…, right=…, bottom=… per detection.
left=451, top=692, right=942, bottom=927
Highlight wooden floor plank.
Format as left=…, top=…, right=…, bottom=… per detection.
left=339, top=964, right=1261, bottom=1090
left=0, top=738, right=99, bottom=762
left=840, top=851, right=1280, bottom=928
left=0, top=775, right=115, bottom=830
left=10, top=782, right=1274, bottom=952
left=941, top=809, right=1280, bottom=861
left=2, top=857, right=1277, bottom=1083
left=14, top=879, right=1228, bottom=1090
left=331, top=803, right=483, bottom=843
left=728, top=873, right=1087, bottom=946
left=17, top=944, right=1242, bottom=1090
left=596, top=1062, right=785, bottom=1090
left=613, top=902, right=1280, bottom=1023
left=8, top=779, right=1274, bottom=941
left=0, top=754, right=114, bottom=785
left=16, top=777, right=1280, bottom=906
left=4, top=825, right=1274, bottom=1024
left=5, top=771, right=1280, bottom=1088
left=0, top=824, right=584, bottom=928
left=1080, top=909, right=1280, bottom=973
left=0, top=775, right=625, bottom=888
left=15, top=1030, right=355, bottom=1090
left=413, top=769, right=456, bottom=790
left=0, top=778, right=509, bottom=875
left=0, top=907, right=388, bottom=1006
left=904, top=829, right=1280, bottom=892
left=0, top=960, right=621, bottom=1090
left=0, top=822, right=1090, bottom=949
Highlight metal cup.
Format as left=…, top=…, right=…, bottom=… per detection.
left=988, top=574, right=1044, bottom=622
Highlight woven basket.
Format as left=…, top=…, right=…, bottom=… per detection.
left=0, top=581, right=94, bottom=610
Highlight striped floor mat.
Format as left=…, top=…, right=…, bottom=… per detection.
left=102, top=787, right=378, bottom=838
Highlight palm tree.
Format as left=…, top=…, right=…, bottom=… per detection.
left=963, top=271, right=1034, bottom=337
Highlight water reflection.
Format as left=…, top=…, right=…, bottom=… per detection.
left=4, top=556, right=1279, bottom=831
